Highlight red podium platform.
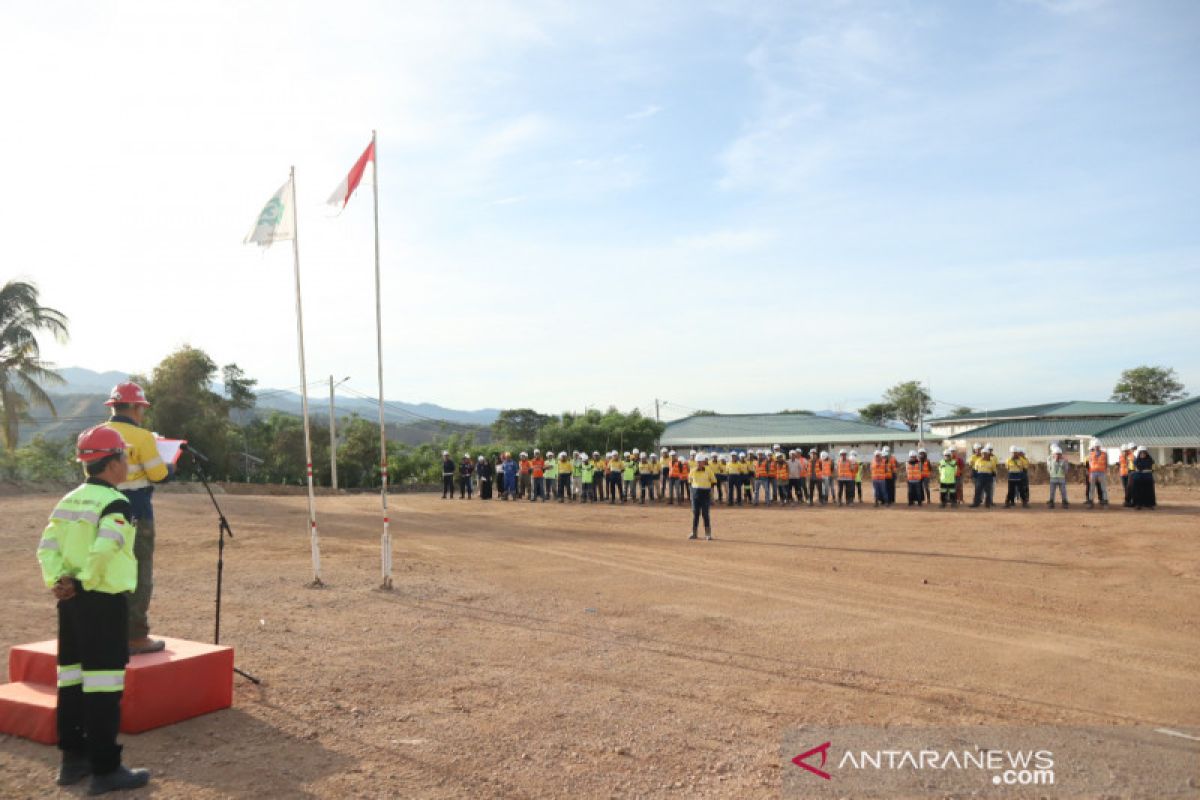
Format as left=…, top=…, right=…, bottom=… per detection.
left=0, top=637, right=233, bottom=744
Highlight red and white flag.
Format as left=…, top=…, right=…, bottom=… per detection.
left=326, top=139, right=375, bottom=209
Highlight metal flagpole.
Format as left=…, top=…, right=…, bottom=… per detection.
left=289, top=166, right=322, bottom=585
left=372, top=131, right=393, bottom=590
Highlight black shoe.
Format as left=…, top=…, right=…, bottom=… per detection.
left=57, top=751, right=90, bottom=786
left=1062, top=502, right=1069, bottom=508
left=688, top=533, right=698, bottom=540
left=705, top=533, right=713, bottom=541
left=88, top=766, right=150, bottom=796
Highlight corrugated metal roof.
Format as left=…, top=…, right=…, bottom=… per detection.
left=660, top=414, right=925, bottom=447
left=1045, top=401, right=1157, bottom=417
left=928, top=400, right=1154, bottom=423
left=1094, top=396, right=1200, bottom=446
left=945, top=418, right=1114, bottom=439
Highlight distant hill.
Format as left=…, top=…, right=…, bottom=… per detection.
left=23, top=366, right=498, bottom=447
left=44, top=367, right=501, bottom=425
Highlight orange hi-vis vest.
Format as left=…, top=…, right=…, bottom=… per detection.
left=531, top=458, right=545, bottom=478
left=818, top=459, right=833, bottom=478
left=755, top=460, right=770, bottom=478
left=669, top=460, right=682, bottom=479
left=886, top=456, right=898, bottom=478
left=1089, top=451, right=1108, bottom=474
left=871, top=457, right=889, bottom=480
left=773, top=461, right=788, bottom=480
left=680, top=462, right=690, bottom=480
left=519, top=459, right=531, bottom=475
left=906, top=461, right=922, bottom=481
left=1119, top=453, right=1130, bottom=477
left=837, top=459, right=855, bottom=479
left=920, top=460, right=932, bottom=479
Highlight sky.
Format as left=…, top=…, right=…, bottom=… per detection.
left=5, top=0, right=1199, bottom=420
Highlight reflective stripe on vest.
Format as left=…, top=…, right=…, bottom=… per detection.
left=58, top=664, right=83, bottom=688
left=82, top=670, right=125, bottom=693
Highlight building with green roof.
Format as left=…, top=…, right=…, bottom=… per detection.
left=928, top=401, right=1156, bottom=439
left=1094, top=396, right=1200, bottom=465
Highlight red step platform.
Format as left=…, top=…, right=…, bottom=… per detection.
left=0, top=637, right=233, bottom=744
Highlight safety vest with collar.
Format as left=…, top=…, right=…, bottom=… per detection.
left=755, top=460, right=770, bottom=478
left=871, top=457, right=889, bottom=480
left=1119, top=453, right=1130, bottom=477
left=774, top=461, right=788, bottom=480
left=104, top=418, right=169, bottom=520
left=638, top=460, right=655, bottom=475
left=531, top=458, right=544, bottom=477
left=818, top=459, right=833, bottom=478
left=974, top=455, right=998, bottom=474
left=680, top=462, right=690, bottom=480
left=558, top=460, right=573, bottom=475
left=1006, top=456, right=1028, bottom=475
left=38, top=481, right=138, bottom=595
left=581, top=464, right=595, bottom=483
left=1088, top=451, right=1108, bottom=474
left=622, top=461, right=636, bottom=480
left=519, top=459, right=531, bottom=475
left=544, top=461, right=557, bottom=479
left=906, top=461, right=922, bottom=481
left=938, top=460, right=958, bottom=483
left=920, top=460, right=932, bottom=479
left=837, top=459, right=855, bottom=479
left=885, top=456, right=898, bottom=478
left=669, top=460, right=683, bottom=479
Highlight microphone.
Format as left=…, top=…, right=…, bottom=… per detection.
left=182, top=442, right=210, bottom=463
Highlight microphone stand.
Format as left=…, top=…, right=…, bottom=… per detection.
left=184, top=445, right=261, bottom=684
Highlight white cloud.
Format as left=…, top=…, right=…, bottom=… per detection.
left=625, top=104, right=663, bottom=120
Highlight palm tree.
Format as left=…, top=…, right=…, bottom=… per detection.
left=0, top=281, right=69, bottom=450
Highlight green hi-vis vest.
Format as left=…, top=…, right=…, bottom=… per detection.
left=38, top=483, right=138, bottom=594
left=544, top=461, right=557, bottom=479
left=622, top=461, right=636, bottom=480
left=938, top=460, right=958, bottom=484
left=581, top=464, right=595, bottom=483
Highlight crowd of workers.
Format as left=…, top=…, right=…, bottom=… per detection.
left=441, top=439, right=1158, bottom=534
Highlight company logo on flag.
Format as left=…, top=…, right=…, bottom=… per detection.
left=244, top=177, right=296, bottom=248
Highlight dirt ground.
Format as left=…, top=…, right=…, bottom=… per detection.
left=2, top=487, right=1198, bottom=798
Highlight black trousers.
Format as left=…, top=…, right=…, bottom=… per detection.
left=58, top=588, right=128, bottom=774
left=691, top=488, right=712, bottom=534
left=442, top=475, right=455, bottom=497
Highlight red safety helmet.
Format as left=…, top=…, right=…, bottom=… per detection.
left=104, top=381, right=150, bottom=407
left=76, top=426, right=127, bottom=463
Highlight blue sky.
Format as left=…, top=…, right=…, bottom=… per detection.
left=6, top=0, right=1198, bottom=419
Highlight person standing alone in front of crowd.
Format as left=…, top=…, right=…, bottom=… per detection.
left=688, top=453, right=717, bottom=540
left=103, top=382, right=169, bottom=656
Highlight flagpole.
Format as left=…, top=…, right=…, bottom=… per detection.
left=372, top=131, right=393, bottom=590
left=290, top=165, right=322, bottom=586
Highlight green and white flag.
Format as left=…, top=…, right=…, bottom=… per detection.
left=243, top=177, right=295, bottom=247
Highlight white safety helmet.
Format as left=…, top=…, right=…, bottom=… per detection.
left=873, top=449, right=881, bottom=456
left=983, top=444, right=994, bottom=452
left=918, top=447, right=926, bottom=454
left=944, top=447, right=955, bottom=456
left=660, top=446, right=668, bottom=452
left=1050, top=445, right=1063, bottom=455
left=669, top=449, right=677, bottom=456
left=442, top=450, right=450, bottom=456
left=533, top=448, right=541, bottom=454
left=820, top=451, right=830, bottom=459
left=623, top=451, right=630, bottom=458
left=697, top=452, right=709, bottom=462
left=907, top=450, right=917, bottom=458
left=882, top=446, right=891, bottom=455
left=738, top=451, right=746, bottom=457
left=1136, top=445, right=1147, bottom=453
left=838, top=448, right=847, bottom=455
left=1009, top=445, right=1017, bottom=454
left=1090, top=439, right=1101, bottom=450
left=972, top=442, right=982, bottom=451
left=519, top=451, right=527, bottom=457
left=849, top=452, right=859, bottom=461
left=477, top=455, right=485, bottom=461
left=773, top=443, right=781, bottom=450
left=464, top=452, right=471, bottom=458
left=558, top=451, right=567, bottom=458
left=631, top=448, right=639, bottom=455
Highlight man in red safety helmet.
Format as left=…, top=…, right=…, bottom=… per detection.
left=102, top=382, right=171, bottom=655
left=35, top=426, right=151, bottom=794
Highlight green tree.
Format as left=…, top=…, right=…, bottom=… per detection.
left=857, top=402, right=895, bottom=426
left=1111, top=366, right=1187, bottom=405
left=491, top=408, right=552, bottom=442
left=777, top=409, right=814, bottom=415
left=882, top=381, right=933, bottom=431
left=950, top=406, right=974, bottom=417
left=0, top=281, right=69, bottom=450
left=222, top=363, right=257, bottom=411
left=537, top=407, right=664, bottom=455
left=139, top=345, right=232, bottom=477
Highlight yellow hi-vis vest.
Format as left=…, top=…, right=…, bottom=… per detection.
left=38, top=482, right=138, bottom=594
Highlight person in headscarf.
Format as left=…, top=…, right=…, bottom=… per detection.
left=1128, top=445, right=1156, bottom=509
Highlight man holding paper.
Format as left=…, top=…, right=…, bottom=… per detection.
left=102, top=382, right=171, bottom=655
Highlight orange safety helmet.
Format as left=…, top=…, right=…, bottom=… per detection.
left=76, top=425, right=127, bottom=463
left=104, top=381, right=150, bottom=407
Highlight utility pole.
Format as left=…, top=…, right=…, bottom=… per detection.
left=329, top=376, right=338, bottom=490
left=328, top=375, right=350, bottom=490
left=655, top=398, right=660, bottom=422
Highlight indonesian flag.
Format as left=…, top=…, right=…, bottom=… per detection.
left=327, top=138, right=375, bottom=209
left=243, top=176, right=295, bottom=248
